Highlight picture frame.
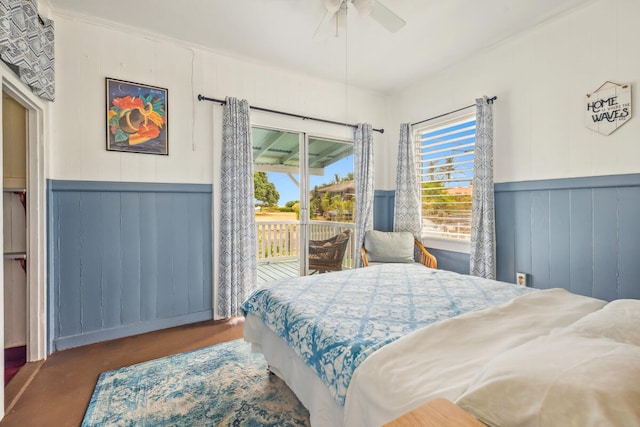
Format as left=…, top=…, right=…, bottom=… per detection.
left=106, top=78, right=168, bottom=155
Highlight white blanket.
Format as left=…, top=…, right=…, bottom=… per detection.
left=456, top=298, right=640, bottom=426
left=342, top=289, right=607, bottom=427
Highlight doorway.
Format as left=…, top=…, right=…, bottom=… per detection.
left=0, top=71, right=48, bottom=419
left=2, top=92, right=27, bottom=386
left=252, top=126, right=355, bottom=284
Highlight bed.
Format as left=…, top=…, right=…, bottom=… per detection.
left=241, top=263, right=640, bottom=427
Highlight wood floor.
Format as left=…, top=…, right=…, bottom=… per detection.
left=1, top=317, right=244, bottom=427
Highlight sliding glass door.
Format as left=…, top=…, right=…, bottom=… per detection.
left=305, top=135, right=355, bottom=274
left=252, top=127, right=354, bottom=283
left=252, top=127, right=302, bottom=283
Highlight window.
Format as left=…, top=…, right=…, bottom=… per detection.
left=416, top=113, right=475, bottom=243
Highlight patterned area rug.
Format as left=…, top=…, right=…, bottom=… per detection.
left=82, top=339, right=310, bottom=426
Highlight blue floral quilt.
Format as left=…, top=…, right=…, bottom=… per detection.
left=241, top=263, right=534, bottom=405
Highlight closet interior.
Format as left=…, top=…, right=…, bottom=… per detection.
left=3, top=92, right=27, bottom=387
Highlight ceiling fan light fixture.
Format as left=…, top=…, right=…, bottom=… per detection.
left=316, top=0, right=405, bottom=35
left=351, top=0, right=374, bottom=17
left=324, top=0, right=342, bottom=13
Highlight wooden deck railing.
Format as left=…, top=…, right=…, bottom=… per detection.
left=256, top=221, right=299, bottom=261
left=256, top=220, right=356, bottom=269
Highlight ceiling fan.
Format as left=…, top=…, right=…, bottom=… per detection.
left=315, top=0, right=406, bottom=37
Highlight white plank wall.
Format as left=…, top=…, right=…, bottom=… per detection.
left=385, top=0, right=640, bottom=189
left=51, top=12, right=388, bottom=187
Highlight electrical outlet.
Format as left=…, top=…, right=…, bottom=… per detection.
left=516, top=272, right=527, bottom=286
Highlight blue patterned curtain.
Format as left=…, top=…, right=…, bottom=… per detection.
left=218, top=97, right=257, bottom=318
left=354, top=124, right=374, bottom=268
left=470, top=97, right=495, bottom=279
left=0, top=0, right=55, bottom=101
left=393, top=123, right=421, bottom=236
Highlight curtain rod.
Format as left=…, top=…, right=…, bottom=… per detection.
left=197, top=94, right=384, bottom=134
left=411, top=96, right=497, bottom=127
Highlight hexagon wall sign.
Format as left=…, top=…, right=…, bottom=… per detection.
left=585, top=81, right=631, bottom=136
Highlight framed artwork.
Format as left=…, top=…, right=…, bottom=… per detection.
left=106, top=78, right=168, bottom=155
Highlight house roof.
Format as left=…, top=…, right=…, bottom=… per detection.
left=315, top=181, right=355, bottom=194
left=445, top=187, right=472, bottom=196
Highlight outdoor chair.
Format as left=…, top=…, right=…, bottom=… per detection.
left=308, top=229, right=352, bottom=274
left=360, top=230, right=437, bottom=269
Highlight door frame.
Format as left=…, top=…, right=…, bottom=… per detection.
left=299, top=132, right=309, bottom=275
left=251, top=125, right=307, bottom=273
left=251, top=124, right=354, bottom=277
left=300, top=133, right=355, bottom=275
left=1, top=65, right=48, bottom=402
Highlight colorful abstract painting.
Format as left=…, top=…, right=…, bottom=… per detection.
left=106, top=78, right=168, bottom=155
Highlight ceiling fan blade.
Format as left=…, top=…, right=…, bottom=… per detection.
left=370, top=0, right=406, bottom=33
left=324, top=0, right=342, bottom=13
left=313, top=9, right=341, bottom=39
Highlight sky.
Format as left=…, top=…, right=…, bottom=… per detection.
left=267, top=155, right=353, bottom=206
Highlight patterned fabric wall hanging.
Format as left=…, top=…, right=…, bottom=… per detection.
left=0, top=0, right=55, bottom=101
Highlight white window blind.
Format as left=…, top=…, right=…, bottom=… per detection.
left=416, top=114, right=475, bottom=241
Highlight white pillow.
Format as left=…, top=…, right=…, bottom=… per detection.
left=562, top=299, right=640, bottom=345
left=456, top=333, right=640, bottom=427
left=364, top=231, right=414, bottom=263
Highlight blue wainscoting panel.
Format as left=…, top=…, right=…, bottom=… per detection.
left=530, top=192, right=551, bottom=289
left=513, top=191, right=532, bottom=280
left=426, top=249, right=470, bottom=275
left=48, top=180, right=213, bottom=351
left=548, top=190, right=571, bottom=292
left=592, top=189, right=619, bottom=301
left=373, top=190, right=395, bottom=231
left=568, top=189, right=594, bottom=297
left=495, top=174, right=640, bottom=301
left=121, top=192, right=142, bottom=325
left=495, top=192, right=515, bottom=283
left=618, top=187, right=640, bottom=298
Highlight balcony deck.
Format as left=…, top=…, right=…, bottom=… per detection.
left=256, top=260, right=358, bottom=286
left=255, top=219, right=356, bottom=286
left=257, top=260, right=299, bottom=285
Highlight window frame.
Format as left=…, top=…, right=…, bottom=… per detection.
left=414, top=110, right=476, bottom=254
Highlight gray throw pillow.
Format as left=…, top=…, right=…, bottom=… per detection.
left=364, top=231, right=414, bottom=263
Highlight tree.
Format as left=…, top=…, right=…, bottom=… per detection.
left=426, top=160, right=438, bottom=181
left=421, top=180, right=472, bottom=233
left=254, top=172, right=280, bottom=209
left=440, top=156, right=456, bottom=182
